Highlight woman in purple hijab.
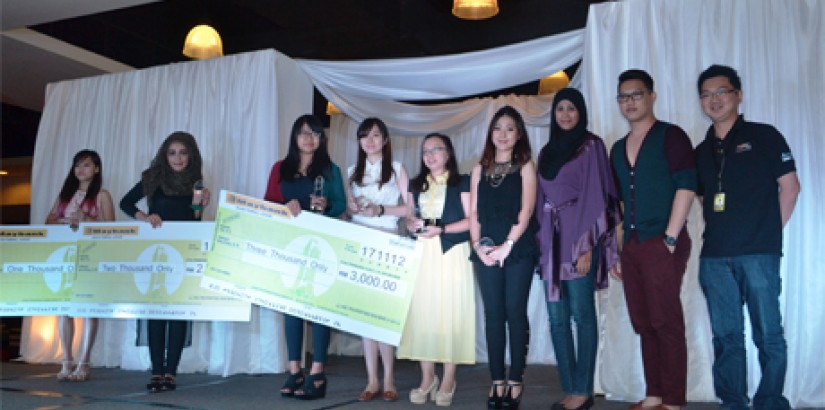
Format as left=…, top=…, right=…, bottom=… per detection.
left=535, top=88, right=621, bottom=410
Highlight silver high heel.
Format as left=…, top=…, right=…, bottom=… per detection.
left=410, top=375, right=439, bottom=404
left=436, top=381, right=457, bottom=406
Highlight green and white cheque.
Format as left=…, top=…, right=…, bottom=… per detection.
left=72, top=221, right=250, bottom=321
left=204, top=190, right=423, bottom=346
left=1, top=225, right=79, bottom=316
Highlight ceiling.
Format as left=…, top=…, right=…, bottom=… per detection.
left=2, top=0, right=606, bottom=113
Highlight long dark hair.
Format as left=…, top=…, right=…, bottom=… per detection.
left=280, top=114, right=332, bottom=182
left=479, top=105, right=532, bottom=169
left=141, top=131, right=203, bottom=198
left=58, top=149, right=103, bottom=211
left=350, top=117, right=394, bottom=189
left=410, top=133, right=460, bottom=193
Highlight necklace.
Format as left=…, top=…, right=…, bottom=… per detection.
left=487, top=161, right=512, bottom=188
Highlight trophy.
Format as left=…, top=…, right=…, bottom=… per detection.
left=310, top=176, right=325, bottom=213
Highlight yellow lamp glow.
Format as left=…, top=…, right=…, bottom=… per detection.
left=538, top=71, right=570, bottom=95
left=453, top=0, right=499, bottom=20
left=182, top=25, right=224, bottom=60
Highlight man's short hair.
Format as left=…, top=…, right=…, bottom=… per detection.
left=697, top=64, right=742, bottom=94
left=618, top=69, right=654, bottom=93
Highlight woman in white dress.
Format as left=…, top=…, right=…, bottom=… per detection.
left=345, top=117, right=410, bottom=402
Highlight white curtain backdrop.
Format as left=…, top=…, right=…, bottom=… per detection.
left=23, top=49, right=313, bottom=376
left=20, top=0, right=823, bottom=407
left=575, top=0, right=824, bottom=407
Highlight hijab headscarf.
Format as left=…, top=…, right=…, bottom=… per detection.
left=538, top=87, right=589, bottom=180
left=141, top=131, right=203, bottom=198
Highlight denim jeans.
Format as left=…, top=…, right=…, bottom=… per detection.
left=699, top=254, right=791, bottom=410
left=546, top=250, right=598, bottom=396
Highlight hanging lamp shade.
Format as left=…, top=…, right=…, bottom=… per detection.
left=538, top=70, right=570, bottom=95
left=452, top=0, right=499, bottom=20
left=182, top=25, right=223, bottom=59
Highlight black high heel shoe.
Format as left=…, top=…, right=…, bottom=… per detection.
left=487, top=382, right=505, bottom=409
left=280, top=371, right=305, bottom=397
left=294, top=372, right=327, bottom=400
left=503, top=382, right=522, bottom=410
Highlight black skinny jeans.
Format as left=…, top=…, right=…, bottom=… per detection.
left=475, top=258, right=534, bottom=382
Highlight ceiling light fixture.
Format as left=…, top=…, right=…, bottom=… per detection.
left=453, top=0, right=499, bottom=20
left=538, top=70, right=570, bottom=95
left=183, top=25, right=223, bottom=60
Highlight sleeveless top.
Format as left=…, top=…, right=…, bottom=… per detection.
left=348, top=160, right=403, bottom=231
left=470, top=165, right=539, bottom=263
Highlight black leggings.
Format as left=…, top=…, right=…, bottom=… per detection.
left=475, top=258, right=534, bottom=382
left=148, top=319, right=187, bottom=376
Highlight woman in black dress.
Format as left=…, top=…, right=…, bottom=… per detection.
left=469, top=106, right=539, bottom=410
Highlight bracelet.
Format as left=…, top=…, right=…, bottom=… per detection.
left=472, top=241, right=481, bottom=249
left=191, top=204, right=204, bottom=211
left=377, top=205, right=385, bottom=217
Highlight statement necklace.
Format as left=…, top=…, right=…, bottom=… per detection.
left=487, top=161, right=512, bottom=188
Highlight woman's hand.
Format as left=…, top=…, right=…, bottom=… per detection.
left=609, top=261, right=623, bottom=281
left=286, top=199, right=302, bottom=217
left=576, top=251, right=592, bottom=275
left=200, top=188, right=211, bottom=207
left=406, top=216, right=424, bottom=233
left=140, top=212, right=163, bottom=228
left=418, top=225, right=442, bottom=239
left=359, top=203, right=382, bottom=218
left=486, top=244, right=512, bottom=267
left=309, top=195, right=327, bottom=213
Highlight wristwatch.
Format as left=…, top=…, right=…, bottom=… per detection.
left=664, top=234, right=678, bottom=247
left=505, top=238, right=515, bottom=247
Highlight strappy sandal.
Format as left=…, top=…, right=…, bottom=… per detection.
left=56, top=360, right=72, bottom=381
left=162, top=374, right=176, bottom=391
left=69, top=362, right=91, bottom=382
left=146, top=375, right=164, bottom=392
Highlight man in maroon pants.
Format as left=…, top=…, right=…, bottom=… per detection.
left=609, top=69, right=697, bottom=410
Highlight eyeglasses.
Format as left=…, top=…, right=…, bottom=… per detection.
left=700, top=88, right=738, bottom=100
left=616, top=90, right=646, bottom=103
left=298, top=130, right=321, bottom=138
left=422, top=146, right=446, bottom=155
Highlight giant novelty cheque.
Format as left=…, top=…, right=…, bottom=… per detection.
left=1, top=225, right=79, bottom=316
left=203, top=190, right=422, bottom=346
left=71, top=221, right=250, bottom=321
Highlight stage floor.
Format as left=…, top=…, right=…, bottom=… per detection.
left=0, top=356, right=816, bottom=410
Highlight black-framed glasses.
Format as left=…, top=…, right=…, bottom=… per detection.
left=700, top=88, right=738, bottom=100
left=616, top=90, right=646, bottom=103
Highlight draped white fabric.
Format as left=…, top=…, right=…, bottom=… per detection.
left=23, top=50, right=313, bottom=376
left=20, top=0, right=824, bottom=407
left=576, top=0, right=824, bottom=407
left=299, top=29, right=583, bottom=134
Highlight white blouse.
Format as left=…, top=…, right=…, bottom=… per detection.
left=348, top=160, right=403, bottom=232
